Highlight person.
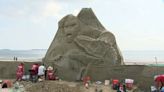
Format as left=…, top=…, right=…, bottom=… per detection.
left=16, top=63, right=24, bottom=81
left=82, top=76, right=91, bottom=89
left=123, top=83, right=127, bottom=92
left=38, top=64, right=46, bottom=81
left=29, top=63, right=39, bottom=82
left=2, top=82, right=7, bottom=88
left=15, top=57, right=18, bottom=61
left=47, top=66, right=58, bottom=80
left=161, top=86, right=164, bottom=92
left=116, top=84, right=119, bottom=92
left=0, top=80, right=2, bottom=88
left=44, top=68, right=47, bottom=80
left=119, top=83, right=124, bottom=92
left=1, top=80, right=12, bottom=88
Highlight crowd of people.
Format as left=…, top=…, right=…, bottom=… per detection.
left=16, top=63, right=58, bottom=83
left=15, top=62, right=98, bottom=89
left=15, top=63, right=134, bottom=92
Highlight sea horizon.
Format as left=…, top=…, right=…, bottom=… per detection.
left=0, top=49, right=164, bottom=65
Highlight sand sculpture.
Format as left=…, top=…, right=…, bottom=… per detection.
left=43, top=8, right=124, bottom=81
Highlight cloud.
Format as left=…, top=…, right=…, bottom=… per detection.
left=42, top=1, right=62, bottom=17
left=30, top=0, right=62, bottom=24
left=0, top=0, right=62, bottom=23
left=72, top=9, right=80, bottom=16
left=0, top=5, right=27, bottom=18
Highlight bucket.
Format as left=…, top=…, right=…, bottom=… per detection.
left=104, top=80, right=110, bottom=85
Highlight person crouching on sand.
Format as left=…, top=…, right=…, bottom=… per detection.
left=16, top=63, right=24, bottom=81
left=47, top=66, right=59, bottom=80
left=82, top=76, right=91, bottom=89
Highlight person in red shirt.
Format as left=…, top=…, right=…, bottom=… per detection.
left=47, top=66, right=58, bottom=80
left=29, top=63, right=39, bottom=82
left=47, top=69, right=55, bottom=80
left=82, top=76, right=91, bottom=89
left=16, top=63, right=24, bottom=81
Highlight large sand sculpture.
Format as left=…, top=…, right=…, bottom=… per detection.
left=43, top=8, right=124, bottom=81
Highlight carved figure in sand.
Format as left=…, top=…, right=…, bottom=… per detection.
left=43, top=8, right=124, bottom=81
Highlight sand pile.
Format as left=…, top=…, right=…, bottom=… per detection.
left=20, top=80, right=137, bottom=92
left=24, top=81, right=82, bottom=92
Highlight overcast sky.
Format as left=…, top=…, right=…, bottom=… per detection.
left=0, top=0, right=164, bottom=50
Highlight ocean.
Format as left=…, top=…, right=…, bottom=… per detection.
left=123, top=50, right=164, bottom=65
left=0, top=49, right=46, bottom=61
left=0, top=49, right=164, bottom=64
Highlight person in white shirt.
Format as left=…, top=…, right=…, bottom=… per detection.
left=38, top=64, right=46, bottom=81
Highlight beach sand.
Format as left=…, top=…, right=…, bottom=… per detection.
left=0, top=79, right=138, bottom=92
left=19, top=80, right=137, bottom=92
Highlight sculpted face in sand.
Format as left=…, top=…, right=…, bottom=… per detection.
left=60, top=15, right=80, bottom=43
